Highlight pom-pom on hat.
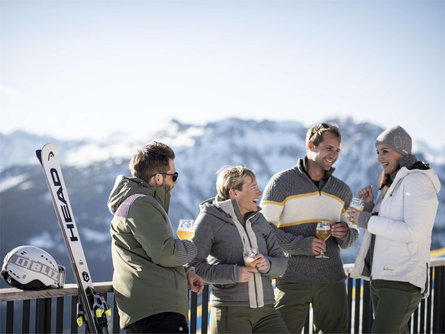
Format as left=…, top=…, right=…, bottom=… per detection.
left=375, top=125, right=412, bottom=156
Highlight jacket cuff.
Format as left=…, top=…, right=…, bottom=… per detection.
left=364, top=201, right=374, bottom=213
left=233, top=264, right=239, bottom=282
left=358, top=211, right=372, bottom=229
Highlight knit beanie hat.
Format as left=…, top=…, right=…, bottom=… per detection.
left=375, top=125, right=412, bottom=156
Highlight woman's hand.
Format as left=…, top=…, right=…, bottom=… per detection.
left=250, top=254, right=268, bottom=271
left=348, top=207, right=361, bottom=225
left=359, top=185, right=373, bottom=202
left=238, top=266, right=257, bottom=282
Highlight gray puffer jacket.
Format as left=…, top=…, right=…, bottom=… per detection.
left=190, top=196, right=287, bottom=308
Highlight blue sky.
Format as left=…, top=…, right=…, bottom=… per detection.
left=1, top=0, right=444, bottom=149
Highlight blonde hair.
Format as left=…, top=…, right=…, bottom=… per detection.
left=216, top=166, right=256, bottom=200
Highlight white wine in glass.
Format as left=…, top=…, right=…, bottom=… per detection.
left=243, top=247, right=258, bottom=268
left=350, top=198, right=364, bottom=212
left=177, top=219, right=195, bottom=240
left=315, top=221, right=331, bottom=259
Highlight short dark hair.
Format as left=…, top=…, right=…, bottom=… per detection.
left=306, top=122, right=341, bottom=147
left=129, top=142, right=175, bottom=183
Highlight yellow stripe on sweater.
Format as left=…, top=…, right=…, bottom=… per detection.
left=262, top=191, right=345, bottom=207
left=276, top=218, right=332, bottom=228
left=262, top=192, right=346, bottom=227
left=261, top=191, right=320, bottom=206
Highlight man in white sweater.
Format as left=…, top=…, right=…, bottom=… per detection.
left=261, top=122, right=359, bottom=333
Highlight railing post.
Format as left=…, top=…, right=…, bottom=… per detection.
left=56, top=296, right=64, bottom=333
left=71, top=296, right=78, bottom=333
left=433, top=265, right=445, bottom=334
left=189, top=291, right=198, bottom=334
left=347, top=276, right=353, bottom=333
left=418, top=298, right=426, bottom=334
left=426, top=267, right=433, bottom=333
left=201, top=285, right=209, bottom=334
left=35, top=298, right=51, bottom=333
left=354, top=278, right=361, bottom=334
left=113, top=296, right=120, bottom=334
left=22, top=299, right=30, bottom=334
left=362, top=280, right=373, bottom=333
left=6, top=301, right=14, bottom=333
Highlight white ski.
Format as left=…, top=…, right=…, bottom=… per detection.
left=36, top=143, right=109, bottom=334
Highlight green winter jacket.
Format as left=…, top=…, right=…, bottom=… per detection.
left=108, top=176, right=197, bottom=329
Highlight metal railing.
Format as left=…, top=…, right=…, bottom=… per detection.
left=1, top=259, right=444, bottom=333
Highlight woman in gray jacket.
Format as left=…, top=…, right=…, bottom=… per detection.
left=190, top=166, right=288, bottom=334
left=348, top=126, right=440, bottom=333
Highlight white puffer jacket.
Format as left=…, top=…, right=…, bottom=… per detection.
left=351, top=166, right=440, bottom=296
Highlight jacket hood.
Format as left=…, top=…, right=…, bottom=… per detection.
left=107, top=175, right=171, bottom=214
left=199, top=195, right=261, bottom=224
left=198, top=196, right=236, bottom=223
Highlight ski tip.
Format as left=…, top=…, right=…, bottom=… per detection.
left=36, top=144, right=59, bottom=163
left=35, top=149, right=42, bottom=162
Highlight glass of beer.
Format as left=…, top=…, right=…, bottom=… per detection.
left=315, top=221, right=331, bottom=259
left=350, top=198, right=364, bottom=212
left=177, top=219, right=195, bottom=240
left=243, top=247, right=258, bottom=268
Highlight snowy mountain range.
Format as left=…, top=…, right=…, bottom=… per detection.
left=0, top=117, right=444, bottom=286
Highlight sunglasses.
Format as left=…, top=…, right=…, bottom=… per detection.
left=310, top=123, right=330, bottom=141
left=160, top=172, right=179, bottom=182
left=316, top=123, right=330, bottom=130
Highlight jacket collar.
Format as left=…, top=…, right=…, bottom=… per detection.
left=300, top=157, right=335, bottom=179
left=203, top=195, right=261, bottom=224
left=386, top=165, right=441, bottom=197
left=108, top=175, right=171, bottom=214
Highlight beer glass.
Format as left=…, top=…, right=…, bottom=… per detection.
left=350, top=198, right=364, bottom=212
left=177, top=219, right=195, bottom=240
left=243, top=247, right=258, bottom=268
left=315, top=221, right=331, bottom=259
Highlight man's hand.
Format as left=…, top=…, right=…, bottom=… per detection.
left=187, top=270, right=204, bottom=294
left=312, top=238, right=326, bottom=256
left=331, top=222, right=349, bottom=239
left=238, top=266, right=257, bottom=282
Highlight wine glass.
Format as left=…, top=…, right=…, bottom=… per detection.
left=243, top=247, right=258, bottom=268
left=177, top=219, right=195, bottom=240
left=350, top=198, right=364, bottom=212
left=315, top=221, right=331, bottom=259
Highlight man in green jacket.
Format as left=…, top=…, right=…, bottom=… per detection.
left=108, top=142, right=203, bottom=333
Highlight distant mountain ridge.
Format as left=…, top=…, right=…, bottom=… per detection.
left=0, top=118, right=443, bottom=286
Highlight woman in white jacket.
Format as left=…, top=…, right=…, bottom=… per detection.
left=348, top=125, right=440, bottom=333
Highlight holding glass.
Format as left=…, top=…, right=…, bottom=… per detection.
left=315, top=222, right=331, bottom=258
left=177, top=219, right=195, bottom=240
left=243, top=247, right=258, bottom=268
left=350, top=198, right=364, bottom=212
